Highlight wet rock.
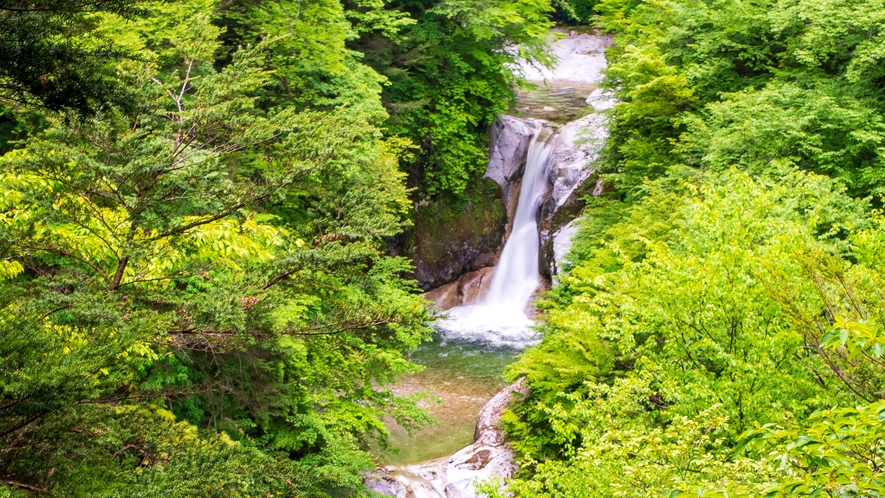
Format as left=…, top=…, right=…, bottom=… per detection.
left=423, top=267, right=495, bottom=311
left=485, top=116, right=541, bottom=190
left=471, top=378, right=527, bottom=447
left=551, top=218, right=583, bottom=281
left=454, top=449, right=493, bottom=471
left=586, top=87, right=617, bottom=111
left=547, top=113, right=608, bottom=212
left=365, top=379, right=528, bottom=498
left=364, top=474, right=408, bottom=498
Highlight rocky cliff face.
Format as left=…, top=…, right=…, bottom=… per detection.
left=405, top=180, right=507, bottom=291
left=538, top=112, right=608, bottom=277
left=412, top=30, right=613, bottom=294
left=482, top=112, right=609, bottom=280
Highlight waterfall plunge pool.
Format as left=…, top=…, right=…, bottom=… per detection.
left=373, top=116, right=555, bottom=465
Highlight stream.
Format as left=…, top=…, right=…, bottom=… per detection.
left=375, top=339, right=518, bottom=465
left=366, top=29, right=612, bottom=498
left=375, top=121, right=558, bottom=465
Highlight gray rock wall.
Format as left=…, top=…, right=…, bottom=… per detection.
left=538, top=112, right=609, bottom=277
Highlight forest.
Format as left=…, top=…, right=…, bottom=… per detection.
left=1, top=0, right=884, bottom=497
left=497, top=0, right=885, bottom=496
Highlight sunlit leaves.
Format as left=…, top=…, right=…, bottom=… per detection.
left=740, top=401, right=885, bottom=497
left=504, top=167, right=883, bottom=496
left=0, top=3, right=432, bottom=494
left=821, top=317, right=885, bottom=362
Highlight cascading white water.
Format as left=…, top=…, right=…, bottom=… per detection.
left=433, top=127, right=557, bottom=348
left=485, top=130, right=555, bottom=310
left=367, top=32, right=613, bottom=498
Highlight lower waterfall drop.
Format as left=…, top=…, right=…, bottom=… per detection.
left=434, top=125, right=557, bottom=348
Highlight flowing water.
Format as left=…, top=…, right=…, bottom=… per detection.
left=433, top=126, right=558, bottom=349
left=374, top=125, right=561, bottom=467
left=374, top=339, right=517, bottom=464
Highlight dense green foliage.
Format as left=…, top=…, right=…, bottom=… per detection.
left=353, top=0, right=555, bottom=195
left=0, top=1, right=142, bottom=113
left=498, top=0, right=885, bottom=496
left=0, top=0, right=557, bottom=494
left=7, top=0, right=885, bottom=495
left=597, top=0, right=885, bottom=198
left=501, top=168, right=885, bottom=496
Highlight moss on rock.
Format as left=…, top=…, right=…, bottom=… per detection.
left=401, top=179, right=507, bottom=291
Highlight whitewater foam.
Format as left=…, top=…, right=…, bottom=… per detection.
left=433, top=127, right=557, bottom=349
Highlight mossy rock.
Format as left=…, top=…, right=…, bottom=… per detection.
left=399, top=179, right=507, bottom=291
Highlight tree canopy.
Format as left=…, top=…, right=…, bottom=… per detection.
left=495, top=0, right=885, bottom=496
left=0, top=0, right=144, bottom=113
left=0, top=0, right=472, bottom=494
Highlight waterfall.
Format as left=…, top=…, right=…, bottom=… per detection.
left=367, top=30, right=614, bottom=498
left=484, top=129, right=556, bottom=310
left=433, top=125, right=557, bottom=348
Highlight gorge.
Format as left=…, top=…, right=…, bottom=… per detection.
left=366, top=30, right=613, bottom=498
left=7, top=1, right=885, bottom=495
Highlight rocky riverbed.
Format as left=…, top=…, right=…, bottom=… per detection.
left=366, top=379, right=527, bottom=498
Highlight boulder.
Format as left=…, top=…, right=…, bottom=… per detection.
left=365, top=379, right=528, bottom=498
left=550, top=218, right=583, bottom=282
left=485, top=116, right=542, bottom=190
left=423, top=267, right=495, bottom=311
left=586, top=87, right=617, bottom=111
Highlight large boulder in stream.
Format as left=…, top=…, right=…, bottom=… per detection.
left=424, top=267, right=495, bottom=311
left=364, top=379, right=528, bottom=498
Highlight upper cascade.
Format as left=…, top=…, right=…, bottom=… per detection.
left=429, top=30, right=614, bottom=349
left=512, top=29, right=613, bottom=122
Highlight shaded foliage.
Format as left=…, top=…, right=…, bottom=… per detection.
left=0, top=0, right=143, bottom=114
left=353, top=0, right=555, bottom=196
